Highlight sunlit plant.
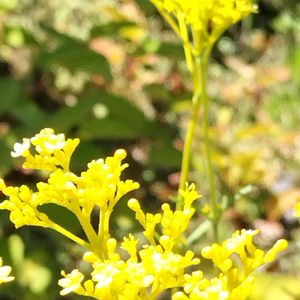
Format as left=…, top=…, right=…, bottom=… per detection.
left=0, top=128, right=287, bottom=299
left=0, top=0, right=290, bottom=299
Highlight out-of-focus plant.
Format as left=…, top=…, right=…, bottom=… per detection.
left=0, top=0, right=296, bottom=299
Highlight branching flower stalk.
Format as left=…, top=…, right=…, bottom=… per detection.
left=150, top=0, right=258, bottom=241
left=0, top=128, right=288, bottom=299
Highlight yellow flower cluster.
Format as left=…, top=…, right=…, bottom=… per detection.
left=0, top=129, right=288, bottom=299
left=58, top=185, right=287, bottom=300
left=150, top=0, right=257, bottom=56
left=0, top=257, right=14, bottom=285
left=10, top=128, right=80, bottom=172
left=0, top=128, right=139, bottom=256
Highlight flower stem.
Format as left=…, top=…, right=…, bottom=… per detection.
left=49, top=221, right=91, bottom=250
left=178, top=49, right=219, bottom=241
left=200, top=52, right=219, bottom=242
left=178, top=56, right=201, bottom=209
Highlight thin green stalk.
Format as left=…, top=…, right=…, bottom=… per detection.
left=72, top=207, right=102, bottom=256
left=177, top=47, right=219, bottom=241
left=49, top=221, right=91, bottom=250
left=178, top=57, right=201, bottom=209
left=200, top=52, right=219, bottom=242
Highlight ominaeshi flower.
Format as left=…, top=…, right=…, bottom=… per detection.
left=0, top=257, right=14, bottom=284
left=0, top=129, right=288, bottom=299
left=150, top=0, right=257, bottom=56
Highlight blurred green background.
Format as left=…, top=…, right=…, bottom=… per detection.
left=0, top=0, right=299, bottom=299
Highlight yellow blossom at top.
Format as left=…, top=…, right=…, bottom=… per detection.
left=150, top=0, right=257, bottom=54
left=0, top=257, right=14, bottom=284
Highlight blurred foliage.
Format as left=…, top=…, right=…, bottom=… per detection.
left=0, top=0, right=299, bottom=299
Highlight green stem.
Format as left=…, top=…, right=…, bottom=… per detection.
left=49, top=221, right=91, bottom=250
left=72, top=207, right=102, bottom=256
left=178, top=57, right=201, bottom=208
left=98, top=209, right=112, bottom=260
left=177, top=47, right=219, bottom=241
left=200, top=52, right=219, bottom=242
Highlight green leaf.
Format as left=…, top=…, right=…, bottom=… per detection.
left=0, top=78, right=20, bottom=113
left=0, top=138, right=13, bottom=176
left=12, top=97, right=48, bottom=130
left=79, top=117, right=141, bottom=140
left=136, top=38, right=184, bottom=59
left=71, top=141, right=105, bottom=171
left=90, top=21, right=137, bottom=37
left=39, top=205, right=82, bottom=235
left=39, top=42, right=112, bottom=81
left=149, top=139, right=181, bottom=168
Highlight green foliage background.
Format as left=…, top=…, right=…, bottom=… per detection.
left=0, top=0, right=299, bottom=299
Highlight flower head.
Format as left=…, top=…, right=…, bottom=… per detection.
left=150, top=0, right=257, bottom=55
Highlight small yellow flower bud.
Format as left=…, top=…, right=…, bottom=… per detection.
left=114, top=149, right=127, bottom=160
left=83, top=252, right=98, bottom=263
left=264, top=239, right=288, bottom=263
left=127, top=198, right=140, bottom=211
left=106, top=238, right=117, bottom=254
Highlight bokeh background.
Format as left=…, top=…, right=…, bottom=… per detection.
left=0, top=0, right=299, bottom=299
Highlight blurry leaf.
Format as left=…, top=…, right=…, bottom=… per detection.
left=265, top=88, right=300, bottom=129
left=90, top=21, right=137, bottom=37
left=71, top=141, right=105, bottom=171
left=12, top=97, right=48, bottom=130
left=39, top=41, right=112, bottom=81
left=39, top=205, right=82, bottom=235
left=41, top=25, right=81, bottom=45
left=45, top=104, right=91, bottom=132
left=144, top=84, right=172, bottom=101
left=47, top=89, right=160, bottom=139
left=136, top=38, right=184, bottom=59
left=149, top=140, right=181, bottom=168
left=79, top=117, right=141, bottom=140
left=0, top=138, right=12, bottom=176
left=0, top=78, right=20, bottom=113
left=135, top=0, right=157, bottom=13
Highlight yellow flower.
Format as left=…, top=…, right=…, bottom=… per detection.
left=0, top=129, right=288, bottom=300
left=0, top=257, right=14, bottom=284
left=150, top=0, right=257, bottom=55
left=1, top=129, right=139, bottom=257
left=58, top=269, right=85, bottom=296
left=11, top=128, right=79, bottom=172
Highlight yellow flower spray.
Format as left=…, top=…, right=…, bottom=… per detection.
left=0, top=1, right=289, bottom=299
left=0, top=129, right=287, bottom=299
